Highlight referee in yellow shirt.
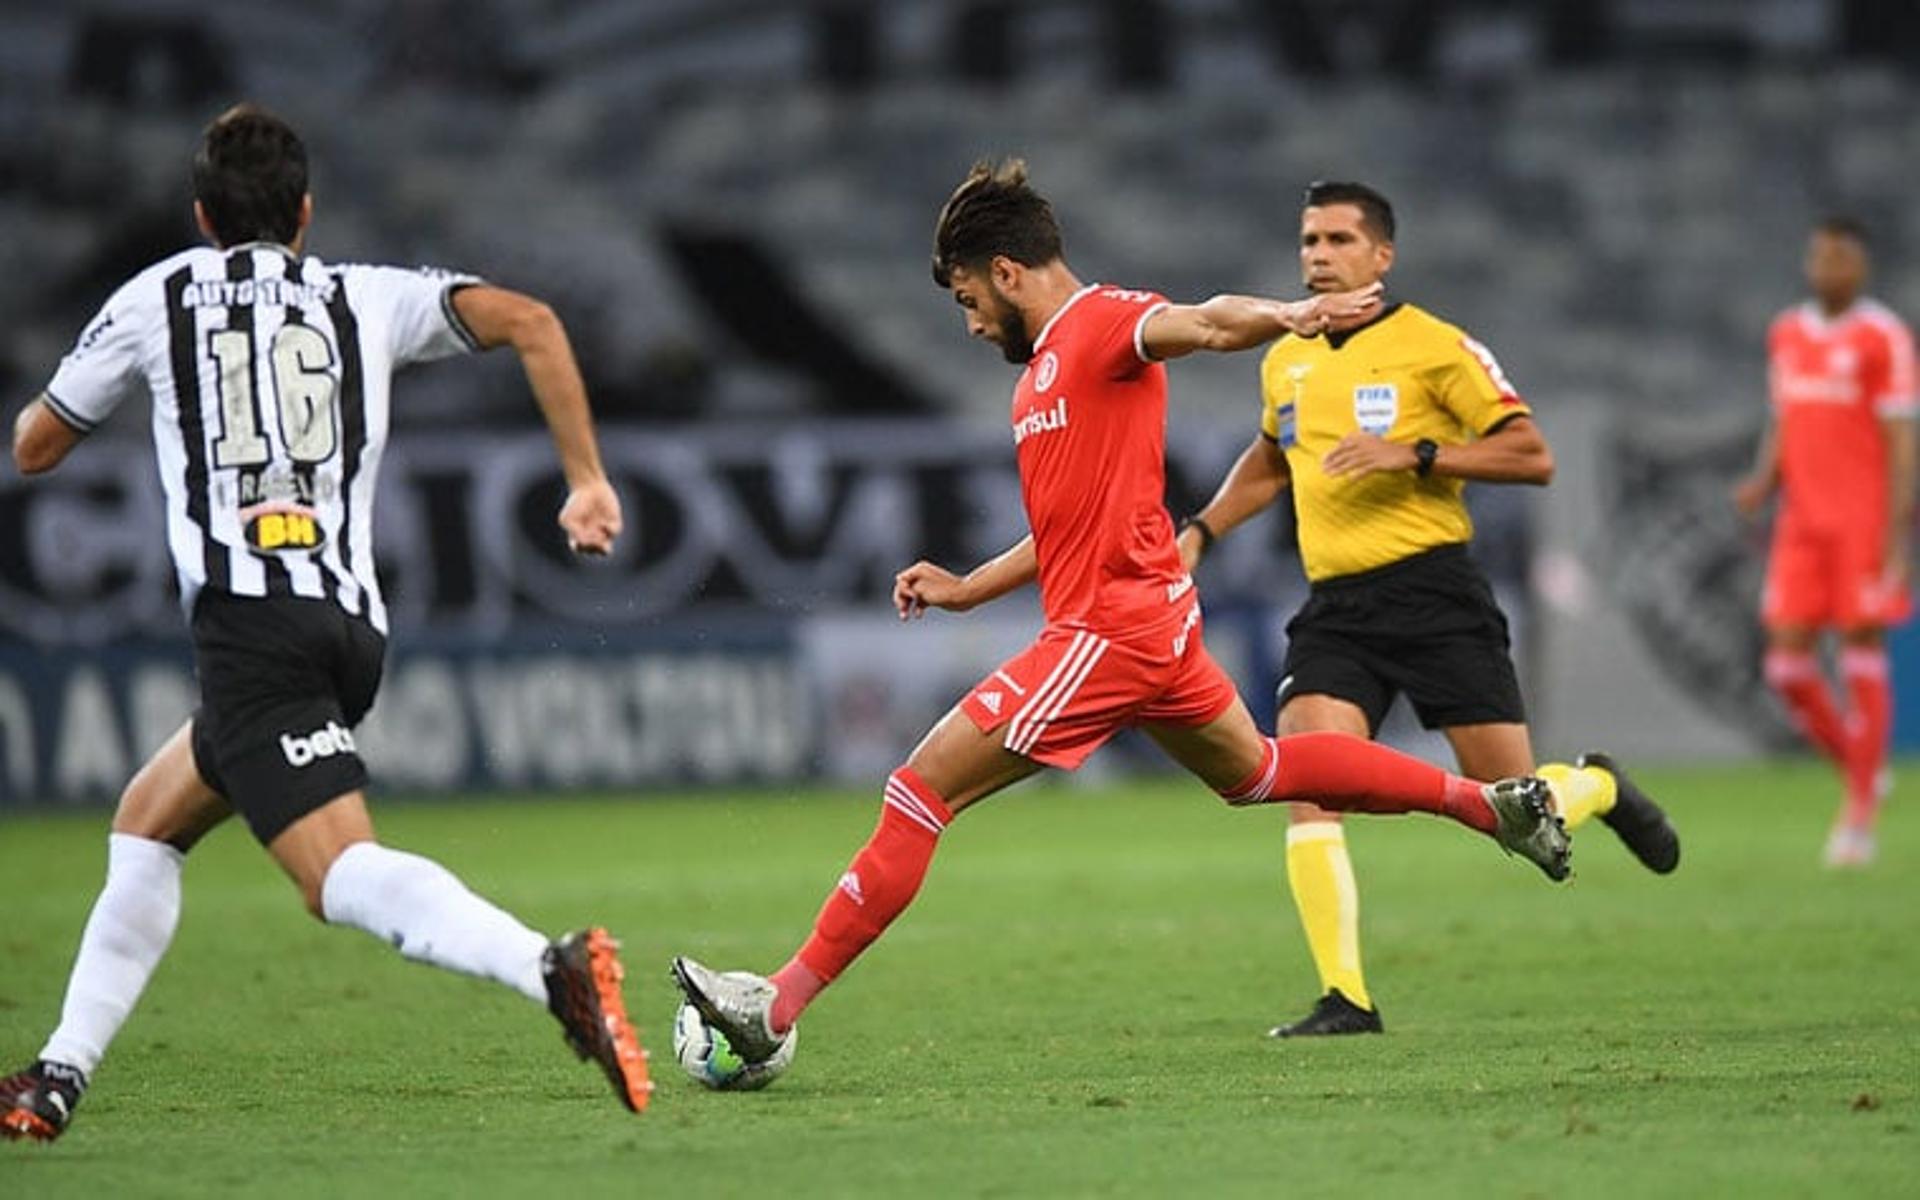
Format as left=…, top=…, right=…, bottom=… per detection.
left=1179, top=182, right=1680, bottom=1038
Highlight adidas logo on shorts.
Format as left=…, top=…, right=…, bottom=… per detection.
left=280, top=720, right=357, bottom=768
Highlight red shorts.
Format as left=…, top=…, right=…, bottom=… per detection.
left=1764, top=522, right=1910, bottom=630
left=960, top=605, right=1240, bottom=770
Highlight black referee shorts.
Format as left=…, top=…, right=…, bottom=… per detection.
left=1279, top=543, right=1526, bottom=736
left=188, top=591, right=386, bottom=845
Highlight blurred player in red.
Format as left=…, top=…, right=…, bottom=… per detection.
left=1735, top=216, right=1918, bottom=867
left=670, top=160, right=1575, bottom=1069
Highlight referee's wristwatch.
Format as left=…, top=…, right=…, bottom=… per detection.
left=1413, top=438, right=1440, bottom=478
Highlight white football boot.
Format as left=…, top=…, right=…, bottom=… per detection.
left=1822, top=825, right=1877, bottom=869
left=670, top=956, right=788, bottom=1064
left=1487, top=776, right=1573, bottom=881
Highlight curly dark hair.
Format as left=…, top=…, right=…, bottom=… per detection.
left=191, top=104, right=308, bottom=247
left=931, top=158, right=1064, bottom=287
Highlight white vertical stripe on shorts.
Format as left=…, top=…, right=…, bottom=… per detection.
left=1007, top=632, right=1110, bottom=756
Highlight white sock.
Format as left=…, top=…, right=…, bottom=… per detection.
left=40, top=833, right=185, bottom=1076
left=319, top=842, right=548, bottom=1003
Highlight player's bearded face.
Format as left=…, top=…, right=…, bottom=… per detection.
left=952, top=269, right=1035, bottom=363
left=984, top=285, right=1033, bottom=363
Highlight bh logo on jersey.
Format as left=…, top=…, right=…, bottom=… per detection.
left=1353, top=384, right=1398, bottom=435
left=244, top=504, right=325, bottom=552
left=1033, top=351, right=1060, bottom=393
left=281, top=720, right=357, bottom=769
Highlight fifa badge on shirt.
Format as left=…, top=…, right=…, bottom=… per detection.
left=1353, top=384, right=1399, bottom=436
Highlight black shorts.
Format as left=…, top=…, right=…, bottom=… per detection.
left=1279, top=543, right=1525, bottom=736
left=188, top=591, right=386, bottom=845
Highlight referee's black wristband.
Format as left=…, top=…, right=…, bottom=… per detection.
left=1180, top=515, right=1217, bottom=559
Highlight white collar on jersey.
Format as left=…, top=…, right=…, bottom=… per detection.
left=1797, top=298, right=1877, bottom=332
left=222, top=240, right=299, bottom=258
left=1031, top=284, right=1101, bottom=355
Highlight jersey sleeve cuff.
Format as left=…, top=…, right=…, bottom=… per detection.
left=441, top=282, right=484, bottom=353
left=1133, top=301, right=1172, bottom=363
left=40, top=389, right=99, bottom=434
left=1480, top=404, right=1531, bottom=436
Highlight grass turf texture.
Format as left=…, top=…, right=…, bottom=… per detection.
left=2, top=761, right=1915, bottom=1198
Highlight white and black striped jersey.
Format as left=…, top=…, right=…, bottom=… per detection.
left=44, top=241, right=482, bottom=633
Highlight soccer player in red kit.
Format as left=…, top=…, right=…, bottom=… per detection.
left=1736, top=216, right=1918, bottom=867
left=670, top=160, right=1572, bottom=1069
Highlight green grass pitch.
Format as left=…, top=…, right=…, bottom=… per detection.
left=2, top=761, right=1915, bottom=1197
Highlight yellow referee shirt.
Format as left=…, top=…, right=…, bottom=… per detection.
left=1259, top=303, right=1530, bottom=582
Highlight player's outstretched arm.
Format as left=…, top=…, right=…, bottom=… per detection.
left=1178, top=434, right=1291, bottom=571
left=451, top=286, right=622, bottom=556
left=1140, top=283, right=1383, bottom=362
left=1731, top=414, right=1781, bottom=518
left=894, top=535, right=1037, bottom=620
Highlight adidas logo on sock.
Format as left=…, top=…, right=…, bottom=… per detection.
left=280, top=720, right=357, bottom=768
left=837, top=870, right=865, bottom=906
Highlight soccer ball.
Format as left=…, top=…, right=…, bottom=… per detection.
left=671, top=1001, right=796, bottom=1091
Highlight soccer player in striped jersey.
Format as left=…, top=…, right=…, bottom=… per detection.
left=3, top=106, right=648, bottom=1141
left=670, top=160, right=1576, bottom=1073
left=1735, top=216, right=1919, bottom=867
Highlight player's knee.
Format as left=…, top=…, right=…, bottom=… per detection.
left=111, top=778, right=193, bottom=848
left=300, top=880, right=330, bottom=922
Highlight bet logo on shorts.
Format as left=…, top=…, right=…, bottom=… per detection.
left=280, top=720, right=357, bottom=768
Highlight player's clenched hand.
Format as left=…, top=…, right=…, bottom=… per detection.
left=894, top=561, right=971, bottom=620
left=1294, top=282, right=1384, bottom=337
left=559, top=477, right=623, bottom=556
left=1322, top=430, right=1417, bottom=480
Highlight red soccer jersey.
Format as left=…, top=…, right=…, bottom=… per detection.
left=1769, top=299, right=1918, bottom=534
left=1010, top=284, right=1192, bottom=635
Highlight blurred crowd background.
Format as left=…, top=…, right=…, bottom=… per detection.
left=4, top=0, right=1918, bottom=806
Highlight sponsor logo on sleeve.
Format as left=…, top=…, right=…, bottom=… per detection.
left=1460, top=335, right=1520, bottom=399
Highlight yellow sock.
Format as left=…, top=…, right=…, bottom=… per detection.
left=1537, top=762, right=1617, bottom=830
left=1285, top=821, right=1370, bottom=1011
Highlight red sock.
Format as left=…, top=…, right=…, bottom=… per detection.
left=1219, top=731, right=1497, bottom=835
left=771, top=767, right=951, bottom=1033
left=1764, top=649, right=1847, bottom=762
left=1840, top=646, right=1892, bottom=829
